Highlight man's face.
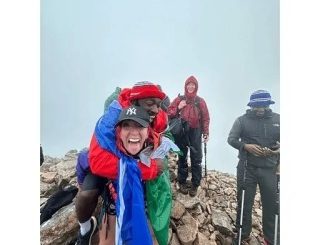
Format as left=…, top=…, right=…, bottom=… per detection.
left=186, top=82, right=196, bottom=93
left=136, top=98, right=162, bottom=121
left=119, top=120, right=148, bottom=155
left=252, top=106, right=269, bottom=117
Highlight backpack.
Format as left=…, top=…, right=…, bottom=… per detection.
left=168, top=94, right=202, bottom=136
left=104, top=87, right=121, bottom=113
left=40, top=185, right=78, bottom=224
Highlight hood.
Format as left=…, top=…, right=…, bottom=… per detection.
left=184, top=75, right=198, bottom=99
left=118, top=88, right=132, bottom=108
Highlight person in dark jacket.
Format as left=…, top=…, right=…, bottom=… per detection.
left=40, top=145, right=44, bottom=166
left=167, top=75, right=210, bottom=197
left=157, top=85, right=171, bottom=112
left=228, top=90, right=280, bottom=245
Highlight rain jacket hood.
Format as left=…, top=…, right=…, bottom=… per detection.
left=184, top=75, right=198, bottom=100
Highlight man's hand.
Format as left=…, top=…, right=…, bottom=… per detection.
left=245, top=143, right=280, bottom=157
left=202, top=134, right=209, bottom=143
left=178, top=100, right=187, bottom=110
left=244, top=144, right=265, bottom=157
left=262, top=146, right=280, bottom=157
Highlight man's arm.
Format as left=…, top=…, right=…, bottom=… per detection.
left=228, top=117, right=269, bottom=157
left=227, top=118, right=245, bottom=151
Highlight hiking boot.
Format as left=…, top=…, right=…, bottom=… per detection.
left=189, top=185, right=198, bottom=197
left=75, top=216, right=97, bottom=245
left=179, top=183, right=189, bottom=195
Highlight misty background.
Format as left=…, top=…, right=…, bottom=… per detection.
left=41, top=0, right=279, bottom=175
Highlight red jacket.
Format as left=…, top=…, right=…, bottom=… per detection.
left=89, top=88, right=168, bottom=180
left=167, top=76, right=210, bottom=135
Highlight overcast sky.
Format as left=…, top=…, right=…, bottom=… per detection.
left=41, top=0, right=279, bottom=174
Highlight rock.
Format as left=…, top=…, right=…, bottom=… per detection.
left=214, top=195, right=224, bottom=204
left=170, top=233, right=181, bottom=245
left=40, top=150, right=265, bottom=245
left=168, top=228, right=172, bottom=244
left=171, top=200, right=186, bottom=220
left=248, top=235, right=261, bottom=245
left=254, top=208, right=262, bottom=217
left=255, top=193, right=261, bottom=202
left=41, top=172, right=58, bottom=184
left=195, top=232, right=217, bottom=245
left=252, top=216, right=261, bottom=229
left=208, top=184, right=218, bottom=191
left=181, top=211, right=198, bottom=227
left=228, top=212, right=237, bottom=223
left=176, top=212, right=198, bottom=245
left=197, top=213, right=206, bottom=225
left=224, top=187, right=234, bottom=196
left=224, top=236, right=233, bottom=245
left=209, top=232, right=216, bottom=241
left=40, top=203, right=78, bottom=245
left=208, top=224, right=214, bottom=232
left=40, top=197, right=48, bottom=207
left=176, top=225, right=197, bottom=245
left=206, top=203, right=212, bottom=214
left=40, top=182, right=58, bottom=197
left=63, top=149, right=78, bottom=161
left=211, top=210, right=233, bottom=236
left=175, top=192, right=200, bottom=209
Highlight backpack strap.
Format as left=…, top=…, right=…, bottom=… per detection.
left=178, top=94, right=202, bottom=117
left=194, top=96, right=202, bottom=119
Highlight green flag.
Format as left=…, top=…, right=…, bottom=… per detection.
left=146, top=158, right=172, bottom=245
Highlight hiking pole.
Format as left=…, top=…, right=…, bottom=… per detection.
left=274, top=165, right=280, bottom=245
left=238, top=160, right=247, bottom=245
left=204, top=142, right=207, bottom=179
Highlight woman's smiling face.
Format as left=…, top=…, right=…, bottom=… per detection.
left=119, top=120, right=149, bottom=155
left=186, top=82, right=196, bottom=93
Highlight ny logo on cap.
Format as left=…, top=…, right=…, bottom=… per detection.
left=126, top=107, right=137, bottom=115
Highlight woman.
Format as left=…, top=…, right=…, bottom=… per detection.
left=99, top=105, right=176, bottom=245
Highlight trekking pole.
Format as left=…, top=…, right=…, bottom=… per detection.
left=204, top=142, right=207, bottom=179
left=238, top=159, right=247, bottom=245
left=274, top=164, right=280, bottom=245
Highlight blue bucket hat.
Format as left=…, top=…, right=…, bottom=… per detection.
left=247, top=90, right=275, bottom=107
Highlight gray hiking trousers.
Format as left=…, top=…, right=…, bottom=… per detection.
left=235, top=160, right=280, bottom=244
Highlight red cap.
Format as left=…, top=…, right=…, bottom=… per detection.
left=129, top=81, right=166, bottom=101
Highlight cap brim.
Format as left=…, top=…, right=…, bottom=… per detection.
left=247, top=100, right=275, bottom=107
left=116, top=117, right=149, bottom=128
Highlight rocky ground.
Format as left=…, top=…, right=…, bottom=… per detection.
left=40, top=150, right=265, bottom=245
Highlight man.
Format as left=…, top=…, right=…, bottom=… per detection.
left=167, top=75, right=210, bottom=197
left=227, top=90, right=280, bottom=245
left=75, top=82, right=169, bottom=245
